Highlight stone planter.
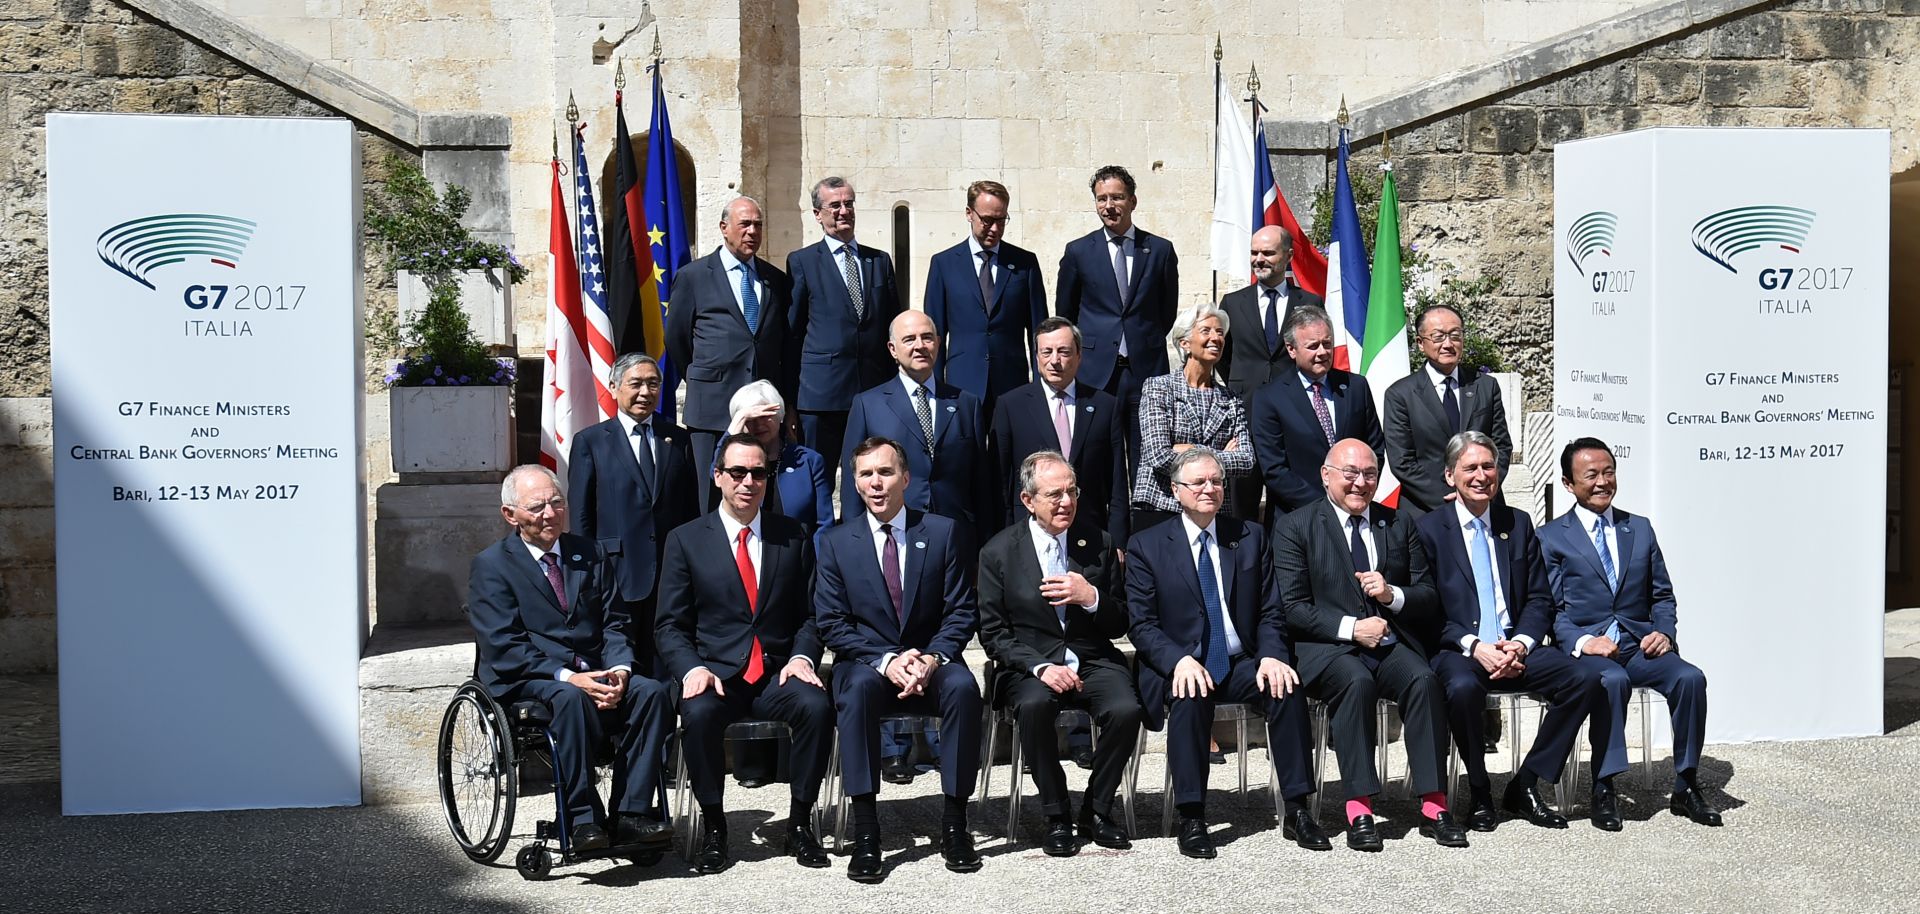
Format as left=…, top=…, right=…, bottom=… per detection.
left=397, top=268, right=514, bottom=349
left=389, top=384, right=511, bottom=476
left=1489, top=371, right=1523, bottom=449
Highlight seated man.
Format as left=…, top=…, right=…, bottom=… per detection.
left=1275, top=438, right=1460, bottom=851
left=1127, top=448, right=1325, bottom=859
left=1539, top=437, right=1720, bottom=830
left=467, top=465, right=674, bottom=852
left=978, top=451, right=1142, bottom=856
left=815, top=437, right=985, bottom=883
left=656, top=434, right=834, bottom=873
left=1414, top=431, right=1607, bottom=832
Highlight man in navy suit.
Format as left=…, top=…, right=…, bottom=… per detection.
left=1382, top=305, right=1513, bottom=518
left=816, top=437, right=984, bottom=882
left=841, top=309, right=994, bottom=546
left=989, top=317, right=1128, bottom=550
left=1056, top=165, right=1180, bottom=468
left=1248, top=306, right=1385, bottom=524
left=656, top=434, right=833, bottom=873
left=568, top=353, right=699, bottom=672
left=923, top=179, right=1046, bottom=413
left=468, top=465, right=674, bottom=853
left=1414, top=430, right=1606, bottom=833
left=1539, top=437, right=1721, bottom=830
left=666, top=196, right=793, bottom=504
left=1220, top=226, right=1325, bottom=402
left=785, top=177, right=902, bottom=466
left=1126, top=448, right=1325, bottom=859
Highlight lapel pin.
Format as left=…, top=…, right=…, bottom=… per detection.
left=1498, top=533, right=1508, bottom=540
left=915, top=541, right=926, bottom=549
left=1375, top=518, right=1387, bottom=528
left=784, top=466, right=795, bottom=473
left=570, top=554, right=582, bottom=561
left=1076, top=539, right=1087, bottom=547
left=945, top=404, right=956, bottom=413
left=1084, top=404, right=1094, bottom=413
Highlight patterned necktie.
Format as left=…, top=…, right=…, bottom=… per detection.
left=1053, top=392, right=1072, bottom=457
left=1593, top=515, right=1622, bottom=643
left=1443, top=375, right=1462, bottom=433
left=738, top=263, right=760, bottom=334
left=880, top=523, right=904, bottom=622
left=632, top=421, right=655, bottom=493
left=1110, top=234, right=1131, bottom=305
left=736, top=527, right=764, bottom=684
left=913, top=385, right=935, bottom=454
left=1469, top=517, right=1505, bottom=643
left=1310, top=380, right=1336, bottom=446
left=977, top=249, right=996, bottom=313
left=841, top=244, right=865, bottom=319
left=540, top=552, right=568, bottom=613
left=1263, top=288, right=1281, bottom=354
left=1197, top=531, right=1229, bottom=682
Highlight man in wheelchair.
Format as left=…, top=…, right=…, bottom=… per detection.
left=468, top=465, right=676, bottom=853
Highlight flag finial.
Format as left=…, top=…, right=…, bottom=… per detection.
left=652, top=25, right=662, bottom=63
left=1381, top=129, right=1392, bottom=162
left=551, top=124, right=558, bottom=160
left=1213, top=33, right=1222, bottom=63
left=565, top=90, right=578, bottom=126
left=1338, top=96, right=1349, bottom=127
left=1247, top=63, right=1260, bottom=95
left=615, top=58, right=625, bottom=91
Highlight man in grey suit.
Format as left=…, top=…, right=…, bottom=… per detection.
left=1381, top=305, right=1512, bottom=518
left=666, top=196, right=793, bottom=505
left=1220, top=226, right=1325, bottom=403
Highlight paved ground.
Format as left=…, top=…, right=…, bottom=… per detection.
left=4, top=611, right=1920, bottom=914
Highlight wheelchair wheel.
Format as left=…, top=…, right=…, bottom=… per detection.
left=515, top=844, right=553, bottom=880
left=438, top=681, right=517, bottom=862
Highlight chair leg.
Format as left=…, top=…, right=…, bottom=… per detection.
left=1005, top=718, right=1023, bottom=841
left=1267, top=743, right=1284, bottom=823
left=1375, top=702, right=1391, bottom=798
left=673, top=727, right=695, bottom=861
left=1236, top=715, right=1250, bottom=800
left=1123, top=723, right=1143, bottom=837
left=979, top=712, right=998, bottom=811
left=1640, top=689, right=1655, bottom=790
left=1447, top=734, right=1458, bottom=806
left=1161, top=758, right=1175, bottom=837
left=1510, top=697, right=1523, bottom=778
left=1312, top=703, right=1329, bottom=822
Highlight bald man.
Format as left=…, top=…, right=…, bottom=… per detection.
left=1220, top=226, right=1326, bottom=403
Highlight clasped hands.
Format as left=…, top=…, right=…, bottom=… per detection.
left=1473, top=640, right=1530, bottom=679
left=886, top=649, right=942, bottom=698
left=566, top=669, right=629, bottom=710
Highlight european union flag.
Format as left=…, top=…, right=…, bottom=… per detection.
left=643, top=61, right=691, bottom=416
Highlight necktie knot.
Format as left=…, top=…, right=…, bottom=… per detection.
left=1593, top=515, right=1607, bottom=533
left=540, top=553, right=557, bottom=568
left=737, top=527, right=751, bottom=547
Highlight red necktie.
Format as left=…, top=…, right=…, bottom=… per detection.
left=540, top=553, right=568, bottom=612
left=736, top=528, right=765, bottom=685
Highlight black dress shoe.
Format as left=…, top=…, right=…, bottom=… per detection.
left=1419, top=810, right=1471, bottom=848
left=694, top=825, right=730, bottom=874
left=1208, top=748, right=1228, bottom=765
left=611, top=813, right=673, bottom=847
left=1071, top=744, right=1096, bottom=770
left=570, top=822, right=610, bottom=852
left=1502, top=782, right=1569, bottom=829
left=1282, top=809, right=1331, bottom=851
left=1464, top=793, right=1500, bottom=832
left=1590, top=784, right=1624, bottom=832
left=1042, top=819, right=1078, bottom=857
left=881, top=757, right=917, bottom=785
left=940, top=824, right=982, bottom=872
left=847, top=832, right=885, bottom=884
left=1077, top=807, right=1131, bottom=849
left=1345, top=814, right=1383, bottom=852
left=1176, top=817, right=1216, bottom=859
left=1670, top=787, right=1723, bottom=826
left=1484, top=709, right=1503, bottom=754
left=786, top=822, right=829, bottom=868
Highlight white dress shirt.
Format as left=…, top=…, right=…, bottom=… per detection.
left=1567, top=503, right=1622, bottom=656
left=1180, top=514, right=1243, bottom=657
left=1044, top=381, right=1077, bottom=441
left=898, top=370, right=938, bottom=440
left=867, top=509, right=915, bottom=672
left=1106, top=226, right=1137, bottom=357
left=967, top=234, right=1001, bottom=285
left=615, top=411, right=656, bottom=470
left=1425, top=361, right=1462, bottom=405
left=1452, top=501, right=1535, bottom=655
left=1332, top=502, right=1405, bottom=644
left=523, top=538, right=631, bottom=681
left=717, top=245, right=766, bottom=322
left=1260, top=280, right=1290, bottom=339
left=830, top=236, right=861, bottom=294
left=685, top=510, right=770, bottom=680
left=1028, top=518, right=1099, bottom=676
left=1298, top=369, right=1339, bottom=429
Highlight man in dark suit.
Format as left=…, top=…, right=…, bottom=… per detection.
left=665, top=196, right=793, bottom=503
left=568, top=353, right=700, bottom=672
left=1127, top=448, right=1325, bottom=859
left=923, top=179, right=1046, bottom=413
left=1056, top=165, right=1180, bottom=467
left=1220, top=226, right=1324, bottom=401
left=785, top=176, right=902, bottom=466
left=978, top=451, right=1141, bottom=856
left=1414, top=430, right=1606, bottom=833
left=1247, top=305, right=1385, bottom=524
left=468, top=465, right=674, bottom=853
left=1382, top=305, right=1513, bottom=518
left=1275, top=438, right=1462, bottom=851
left=816, top=437, right=985, bottom=882
left=656, top=434, right=834, bottom=873
left=989, top=317, right=1128, bottom=550
left=841, top=309, right=994, bottom=546
left=1539, top=437, right=1720, bottom=830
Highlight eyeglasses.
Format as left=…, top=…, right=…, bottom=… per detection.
left=517, top=496, right=566, bottom=515
left=1172, top=478, right=1224, bottom=491
left=1324, top=465, right=1381, bottom=483
left=970, top=213, right=1010, bottom=227
left=1420, top=331, right=1466, bottom=344
left=1034, top=486, right=1081, bottom=502
left=621, top=377, right=664, bottom=390
left=719, top=465, right=775, bottom=481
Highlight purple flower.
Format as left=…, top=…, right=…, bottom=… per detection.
left=458, top=376, right=471, bottom=384
left=422, top=378, right=437, bottom=386
left=433, top=365, right=443, bottom=377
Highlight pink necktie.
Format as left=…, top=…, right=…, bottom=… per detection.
left=1053, top=394, right=1072, bottom=457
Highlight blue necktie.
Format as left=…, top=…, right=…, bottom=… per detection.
left=1593, top=515, right=1621, bottom=641
left=1469, top=517, right=1504, bottom=643
left=738, top=263, right=760, bottom=334
left=1197, top=531, right=1230, bottom=683
left=1047, top=537, right=1079, bottom=673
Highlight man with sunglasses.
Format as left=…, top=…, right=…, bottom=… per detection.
left=656, top=433, right=833, bottom=873
left=1382, top=305, right=1513, bottom=519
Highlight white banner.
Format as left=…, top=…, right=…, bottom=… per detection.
left=1554, top=127, right=1887, bottom=743
left=49, top=114, right=365, bottom=813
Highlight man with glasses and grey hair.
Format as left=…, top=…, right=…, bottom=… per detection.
left=1382, top=305, right=1513, bottom=518
left=786, top=177, right=901, bottom=467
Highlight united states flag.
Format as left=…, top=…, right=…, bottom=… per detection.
left=573, top=126, right=617, bottom=419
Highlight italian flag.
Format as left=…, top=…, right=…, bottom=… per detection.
left=1361, top=156, right=1411, bottom=506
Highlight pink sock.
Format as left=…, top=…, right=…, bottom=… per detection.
left=1421, top=792, right=1448, bottom=820
left=1345, top=797, right=1374, bottom=822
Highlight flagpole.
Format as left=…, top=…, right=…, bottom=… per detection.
left=1211, top=34, right=1221, bottom=304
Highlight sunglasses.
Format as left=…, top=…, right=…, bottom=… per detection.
left=718, top=465, right=775, bottom=481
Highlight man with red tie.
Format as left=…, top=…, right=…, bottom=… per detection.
left=656, top=434, right=833, bottom=873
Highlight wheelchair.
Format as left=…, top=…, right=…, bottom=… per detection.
left=437, top=679, right=670, bottom=880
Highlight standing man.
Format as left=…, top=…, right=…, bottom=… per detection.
left=1414, top=431, right=1605, bottom=832
left=923, top=180, right=1047, bottom=413
left=1247, top=306, right=1385, bottom=524
left=666, top=196, right=793, bottom=502
left=1382, top=305, right=1513, bottom=518
left=978, top=452, right=1141, bottom=856
left=568, top=353, right=700, bottom=672
left=1220, top=226, right=1324, bottom=401
left=785, top=177, right=902, bottom=467
left=655, top=433, right=834, bottom=873
left=841, top=310, right=994, bottom=546
left=1057, top=165, right=1181, bottom=467
left=1539, top=438, right=1720, bottom=830
left=815, top=437, right=985, bottom=883
left=468, top=465, right=675, bottom=853
left=1275, top=438, right=1462, bottom=851
left=989, top=317, right=1129, bottom=549
left=1127, top=448, right=1326, bottom=859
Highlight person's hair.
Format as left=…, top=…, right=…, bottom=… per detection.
left=1169, top=302, right=1231, bottom=353
left=1445, top=430, right=1499, bottom=471
left=966, top=180, right=1010, bottom=209
left=609, top=351, right=660, bottom=387
left=1018, top=450, right=1074, bottom=496
left=1089, top=164, right=1136, bottom=196
left=1415, top=304, right=1463, bottom=336
left=719, top=195, right=764, bottom=224
left=810, top=176, right=853, bottom=210
left=726, top=379, right=787, bottom=432
left=1168, top=446, right=1222, bottom=486
left=1280, top=304, right=1333, bottom=348
left=1559, top=436, right=1614, bottom=481
left=717, top=432, right=772, bottom=468
left=1034, top=316, right=1083, bottom=350
left=501, top=464, right=560, bottom=507
left=851, top=436, right=908, bottom=472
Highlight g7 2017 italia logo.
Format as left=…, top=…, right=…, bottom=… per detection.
left=1690, top=205, right=1814, bottom=274
left=96, top=213, right=257, bottom=290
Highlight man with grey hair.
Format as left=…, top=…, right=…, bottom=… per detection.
left=567, top=352, right=699, bottom=672
left=1247, top=305, right=1385, bottom=524
left=667, top=195, right=794, bottom=504
left=468, top=464, right=675, bottom=854
left=786, top=177, right=901, bottom=467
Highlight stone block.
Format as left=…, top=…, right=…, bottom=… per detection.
left=1539, top=106, right=1586, bottom=147
left=373, top=482, right=502, bottom=625
left=1453, top=154, right=1527, bottom=200
left=863, top=28, right=912, bottom=68
left=958, top=117, right=1001, bottom=169
left=1893, top=0, right=1920, bottom=13
left=0, top=447, right=52, bottom=509
left=1785, top=15, right=1895, bottom=59
left=0, top=617, right=55, bottom=674
left=949, top=29, right=1003, bottom=69
left=2, top=20, right=84, bottom=74
left=0, top=563, right=54, bottom=619
left=1781, top=0, right=1886, bottom=10
left=1393, top=153, right=1456, bottom=201
left=0, top=399, right=51, bottom=448
left=1640, top=27, right=1712, bottom=59
left=1395, top=115, right=1466, bottom=154
left=1636, top=60, right=1702, bottom=104
left=1703, top=61, right=1810, bottom=106
left=0, top=507, right=54, bottom=565
left=1552, top=60, right=1637, bottom=106
left=910, top=28, right=949, bottom=69
left=1467, top=106, right=1536, bottom=154
left=1710, top=13, right=1785, bottom=58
